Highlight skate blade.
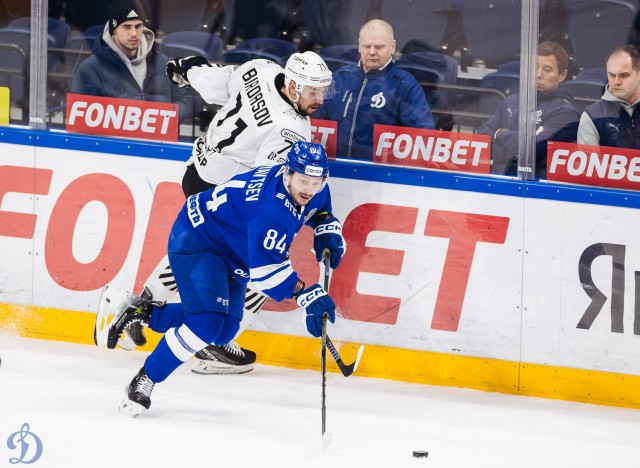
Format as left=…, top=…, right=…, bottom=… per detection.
left=95, top=286, right=116, bottom=348
left=118, top=398, right=146, bottom=417
left=191, top=360, right=254, bottom=375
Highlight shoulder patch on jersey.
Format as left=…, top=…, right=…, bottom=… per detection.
left=281, top=129, right=304, bottom=142
left=304, top=207, right=318, bottom=224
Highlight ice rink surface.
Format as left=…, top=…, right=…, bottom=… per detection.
left=1, top=335, right=640, bottom=468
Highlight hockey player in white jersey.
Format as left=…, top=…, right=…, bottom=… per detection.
left=115, top=51, right=334, bottom=374
left=98, top=141, right=346, bottom=416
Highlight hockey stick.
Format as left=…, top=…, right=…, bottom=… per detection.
left=321, top=254, right=365, bottom=378
left=321, top=253, right=330, bottom=440
left=320, top=250, right=335, bottom=438
left=325, top=336, right=364, bottom=378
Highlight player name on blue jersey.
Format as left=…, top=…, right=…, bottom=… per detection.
left=178, top=164, right=333, bottom=301
left=245, top=166, right=271, bottom=201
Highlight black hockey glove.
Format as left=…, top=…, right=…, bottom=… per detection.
left=166, top=56, right=210, bottom=88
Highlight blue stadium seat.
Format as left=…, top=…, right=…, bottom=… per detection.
left=0, top=28, right=55, bottom=115
left=568, top=0, right=637, bottom=70
left=477, top=69, right=520, bottom=114
left=318, top=45, right=359, bottom=72
left=379, top=0, right=449, bottom=52
left=161, top=31, right=224, bottom=61
left=146, top=0, right=209, bottom=35
left=60, top=24, right=104, bottom=75
left=461, top=0, right=522, bottom=68
left=223, top=37, right=297, bottom=66
left=223, top=0, right=288, bottom=43
left=396, top=51, right=459, bottom=109
left=561, top=67, right=607, bottom=112
left=301, top=0, right=374, bottom=47
left=9, top=16, right=70, bottom=48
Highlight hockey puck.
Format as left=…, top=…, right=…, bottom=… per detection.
left=412, top=451, right=429, bottom=458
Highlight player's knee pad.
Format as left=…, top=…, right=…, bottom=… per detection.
left=216, top=315, right=241, bottom=345
left=182, top=311, right=226, bottom=345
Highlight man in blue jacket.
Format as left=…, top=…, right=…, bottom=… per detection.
left=70, top=0, right=192, bottom=122
left=314, top=19, right=435, bottom=160
left=478, top=41, right=579, bottom=178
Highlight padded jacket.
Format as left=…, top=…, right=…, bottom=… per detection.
left=314, top=60, right=435, bottom=160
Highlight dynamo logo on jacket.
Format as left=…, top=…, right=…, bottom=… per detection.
left=371, top=92, right=386, bottom=108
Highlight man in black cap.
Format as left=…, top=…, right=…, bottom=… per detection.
left=70, top=0, right=192, bottom=121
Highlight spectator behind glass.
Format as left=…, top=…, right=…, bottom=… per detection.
left=478, top=41, right=579, bottom=178
left=314, top=19, right=435, bottom=160
left=70, top=0, right=192, bottom=122
left=577, top=45, right=640, bottom=149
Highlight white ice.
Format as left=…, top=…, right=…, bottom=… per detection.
left=1, top=335, right=640, bottom=468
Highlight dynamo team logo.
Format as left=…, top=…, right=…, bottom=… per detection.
left=370, top=92, right=386, bottom=109
left=7, top=423, right=44, bottom=464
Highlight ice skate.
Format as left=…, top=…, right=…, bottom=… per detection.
left=119, top=367, right=155, bottom=417
left=115, top=321, right=147, bottom=350
left=95, top=286, right=153, bottom=349
left=191, top=341, right=256, bottom=374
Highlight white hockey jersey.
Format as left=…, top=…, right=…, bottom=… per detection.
left=186, top=59, right=312, bottom=185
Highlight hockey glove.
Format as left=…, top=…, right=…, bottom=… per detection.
left=165, top=56, right=210, bottom=88
left=296, top=284, right=336, bottom=338
left=313, top=215, right=346, bottom=268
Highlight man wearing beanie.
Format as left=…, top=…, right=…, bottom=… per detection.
left=70, top=0, right=192, bottom=121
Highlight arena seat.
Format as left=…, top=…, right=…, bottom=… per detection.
left=161, top=31, right=224, bottom=61
left=568, top=0, right=637, bottom=70
left=223, top=37, right=296, bottom=66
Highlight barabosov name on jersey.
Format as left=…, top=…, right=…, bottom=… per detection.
left=187, top=59, right=313, bottom=185
left=242, top=67, right=273, bottom=127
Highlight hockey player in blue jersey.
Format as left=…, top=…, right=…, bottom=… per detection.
left=99, top=141, right=345, bottom=416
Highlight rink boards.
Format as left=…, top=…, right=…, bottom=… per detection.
left=2, top=128, right=640, bottom=408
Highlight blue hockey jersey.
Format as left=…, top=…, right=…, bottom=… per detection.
left=178, top=164, right=333, bottom=302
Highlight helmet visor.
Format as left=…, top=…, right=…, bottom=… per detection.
left=299, top=81, right=336, bottom=100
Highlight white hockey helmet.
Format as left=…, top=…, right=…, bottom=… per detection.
left=284, top=51, right=334, bottom=99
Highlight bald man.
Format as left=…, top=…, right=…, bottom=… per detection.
left=315, top=19, right=435, bottom=160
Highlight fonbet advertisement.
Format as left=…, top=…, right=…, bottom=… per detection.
left=2, top=139, right=640, bottom=380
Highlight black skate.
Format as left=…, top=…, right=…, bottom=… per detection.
left=192, top=341, right=256, bottom=375
left=119, top=367, right=155, bottom=417
left=95, top=286, right=154, bottom=349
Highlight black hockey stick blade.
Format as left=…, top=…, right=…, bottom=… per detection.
left=326, top=336, right=364, bottom=377
left=321, top=250, right=365, bottom=377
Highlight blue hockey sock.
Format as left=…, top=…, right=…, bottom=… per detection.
left=149, top=303, right=186, bottom=334
left=144, top=313, right=226, bottom=382
left=144, top=337, right=182, bottom=383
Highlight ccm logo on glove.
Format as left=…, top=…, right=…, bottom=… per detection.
left=314, top=222, right=341, bottom=235
left=297, top=286, right=327, bottom=308
left=313, top=216, right=346, bottom=268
